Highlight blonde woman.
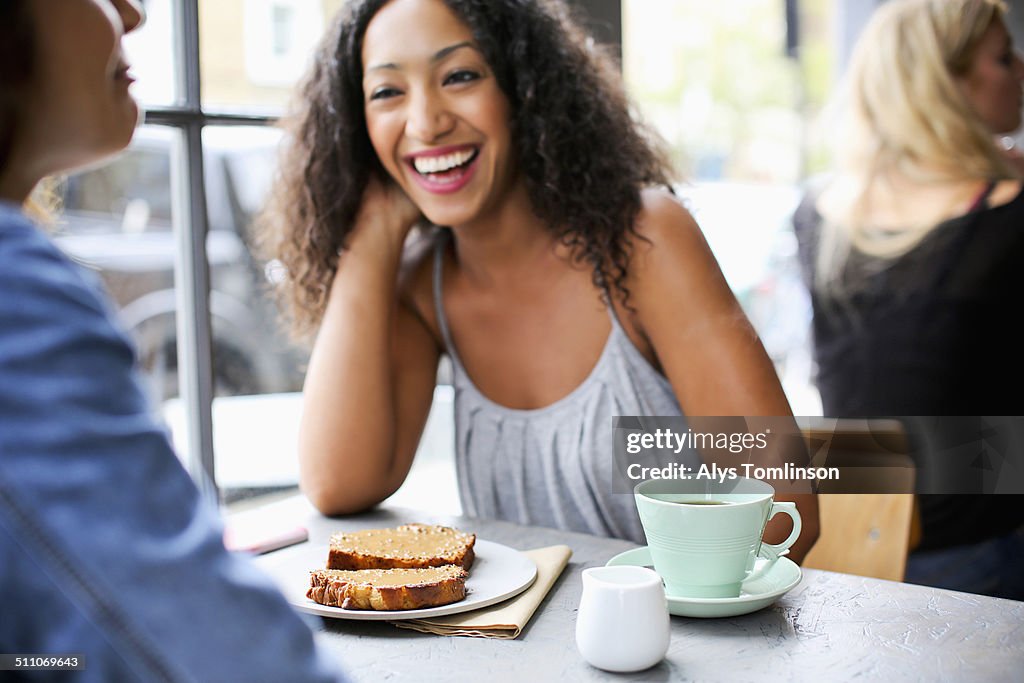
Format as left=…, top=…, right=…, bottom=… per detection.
left=794, top=0, right=1024, bottom=598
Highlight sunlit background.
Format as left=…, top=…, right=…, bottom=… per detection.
left=52, top=0, right=1024, bottom=508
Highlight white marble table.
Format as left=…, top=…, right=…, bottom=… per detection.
left=246, top=497, right=1023, bottom=682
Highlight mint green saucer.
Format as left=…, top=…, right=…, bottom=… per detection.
left=605, top=546, right=802, bottom=618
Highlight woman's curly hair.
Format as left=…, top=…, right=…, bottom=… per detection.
left=259, top=0, right=673, bottom=339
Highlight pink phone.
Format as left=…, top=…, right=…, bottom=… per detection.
left=224, top=521, right=309, bottom=555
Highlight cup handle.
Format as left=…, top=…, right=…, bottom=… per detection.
left=746, top=501, right=802, bottom=583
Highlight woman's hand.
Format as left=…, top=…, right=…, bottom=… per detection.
left=349, top=175, right=422, bottom=255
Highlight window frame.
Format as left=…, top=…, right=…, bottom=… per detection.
left=150, top=0, right=278, bottom=504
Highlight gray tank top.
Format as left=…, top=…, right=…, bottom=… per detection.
left=433, top=233, right=690, bottom=543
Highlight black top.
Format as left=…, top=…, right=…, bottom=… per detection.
left=793, top=184, right=1024, bottom=550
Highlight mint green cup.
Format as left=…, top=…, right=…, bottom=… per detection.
left=634, top=477, right=801, bottom=599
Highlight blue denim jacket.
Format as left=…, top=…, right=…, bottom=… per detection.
left=0, top=204, right=345, bottom=682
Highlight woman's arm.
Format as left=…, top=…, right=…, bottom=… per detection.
left=298, top=180, right=440, bottom=515
left=628, top=189, right=820, bottom=562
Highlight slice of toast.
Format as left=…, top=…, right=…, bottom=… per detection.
left=327, top=524, right=476, bottom=571
left=307, top=565, right=469, bottom=610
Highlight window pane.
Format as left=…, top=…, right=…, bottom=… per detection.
left=54, top=125, right=181, bottom=406
left=623, top=0, right=835, bottom=415
left=123, top=0, right=177, bottom=106
left=200, top=0, right=347, bottom=111
left=624, top=0, right=805, bottom=183
left=201, top=125, right=310, bottom=501
left=200, top=125, right=307, bottom=400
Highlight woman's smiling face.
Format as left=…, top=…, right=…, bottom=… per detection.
left=360, top=0, right=518, bottom=227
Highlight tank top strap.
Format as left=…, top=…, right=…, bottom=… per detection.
left=598, top=280, right=633, bottom=339
left=432, top=229, right=461, bottom=365
left=967, top=180, right=997, bottom=213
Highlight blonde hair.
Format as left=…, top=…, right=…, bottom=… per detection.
left=24, top=177, right=61, bottom=228
left=816, top=0, right=1016, bottom=289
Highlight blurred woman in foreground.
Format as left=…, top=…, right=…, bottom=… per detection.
left=0, top=2, right=344, bottom=678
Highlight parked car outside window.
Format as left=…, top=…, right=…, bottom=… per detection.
left=54, top=126, right=306, bottom=405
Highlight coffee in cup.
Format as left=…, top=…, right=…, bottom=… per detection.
left=634, top=477, right=801, bottom=598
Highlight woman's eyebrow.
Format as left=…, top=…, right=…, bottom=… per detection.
left=432, top=41, right=477, bottom=62
left=365, top=41, right=479, bottom=73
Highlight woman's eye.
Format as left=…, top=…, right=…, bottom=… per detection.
left=443, top=69, right=481, bottom=86
left=369, top=87, right=401, bottom=101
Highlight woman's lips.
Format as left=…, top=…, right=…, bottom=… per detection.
left=114, top=64, right=135, bottom=87
left=405, top=145, right=481, bottom=195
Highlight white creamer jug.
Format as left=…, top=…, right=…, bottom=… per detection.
left=575, top=565, right=670, bottom=672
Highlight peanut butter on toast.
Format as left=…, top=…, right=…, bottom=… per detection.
left=327, top=524, right=476, bottom=571
left=307, top=565, right=469, bottom=610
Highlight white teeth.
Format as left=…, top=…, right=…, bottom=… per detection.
left=413, top=149, right=475, bottom=174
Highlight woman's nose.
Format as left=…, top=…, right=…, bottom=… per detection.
left=113, top=0, right=146, bottom=34
left=406, top=90, right=455, bottom=143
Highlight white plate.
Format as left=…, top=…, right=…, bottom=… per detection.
left=606, top=546, right=802, bottom=618
left=258, top=538, right=537, bottom=621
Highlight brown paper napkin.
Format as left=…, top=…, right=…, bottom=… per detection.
left=392, top=544, right=572, bottom=639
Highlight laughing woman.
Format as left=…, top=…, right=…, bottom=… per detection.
left=263, top=0, right=818, bottom=559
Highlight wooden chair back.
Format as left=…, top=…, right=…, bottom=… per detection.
left=800, top=420, right=919, bottom=582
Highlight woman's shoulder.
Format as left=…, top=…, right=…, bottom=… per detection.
left=965, top=180, right=1024, bottom=256
left=633, top=187, right=701, bottom=251
left=0, top=208, right=131, bottom=362
left=624, top=187, right=734, bottom=320
left=0, top=206, right=73, bottom=276
left=628, top=187, right=712, bottom=277
left=0, top=202, right=36, bottom=241
left=987, top=179, right=1024, bottom=210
